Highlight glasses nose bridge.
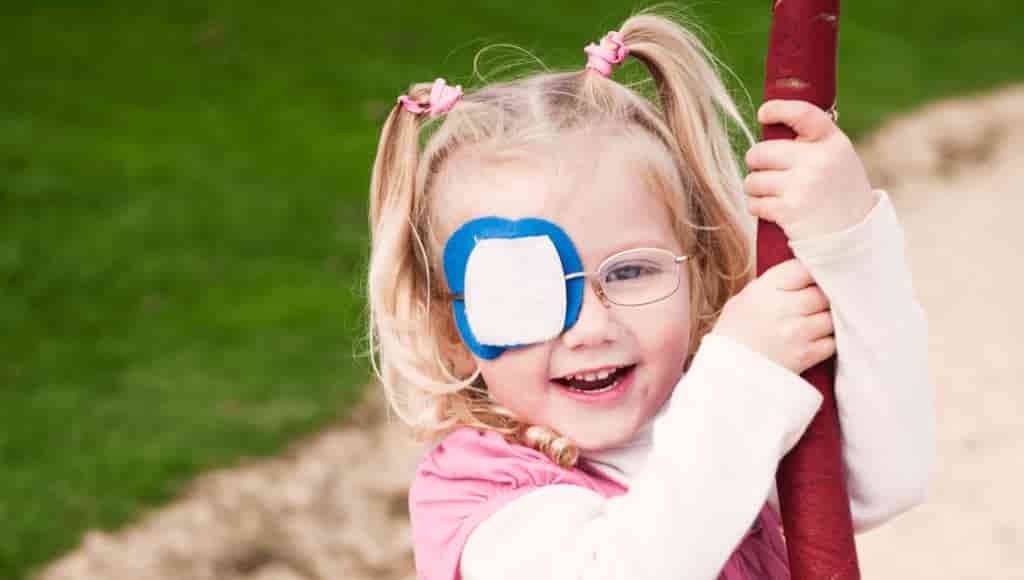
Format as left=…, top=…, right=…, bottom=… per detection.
left=567, top=270, right=611, bottom=308
left=589, top=273, right=611, bottom=307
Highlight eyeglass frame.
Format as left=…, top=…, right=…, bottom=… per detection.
left=444, top=246, right=690, bottom=307
left=565, top=247, right=689, bottom=307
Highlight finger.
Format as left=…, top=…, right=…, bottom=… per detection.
left=746, top=194, right=785, bottom=222
left=749, top=195, right=778, bottom=222
left=758, top=100, right=837, bottom=142
left=803, top=310, right=836, bottom=340
left=810, top=335, right=837, bottom=363
left=745, top=139, right=810, bottom=171
left=764, top=258, right=815, bottom=291
left=803, top=310, right=835, bottom=340
left=743, top=169, right=786, bottom=198
left=793, top=285, right=831, bottom=315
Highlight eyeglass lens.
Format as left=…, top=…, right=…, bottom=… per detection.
left=598, top=249, right=681, bottom=306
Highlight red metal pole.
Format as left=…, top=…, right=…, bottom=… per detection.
left=759, top=1, right=860, bottom=578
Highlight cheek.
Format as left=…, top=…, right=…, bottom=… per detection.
left=476, top=344, right=552, bottom=408
left=634, top=294, right=692, bottom=366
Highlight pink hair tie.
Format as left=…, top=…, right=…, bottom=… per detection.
left=397, top=78, right=463, bottom=117
left=584, top=31, right=629, bottom=77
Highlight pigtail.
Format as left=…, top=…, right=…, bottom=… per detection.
left=616, top=13, right=759, bottom=347
left=368, top=83, right=480, bottom=435
left=368, top=87, right=427, bottom=428
left=369, top=89, right=421, bottom=231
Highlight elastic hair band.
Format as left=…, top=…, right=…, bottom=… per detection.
left=584, top=31, right=629, bottom=77
left=397, top=78, right=463, bottom=117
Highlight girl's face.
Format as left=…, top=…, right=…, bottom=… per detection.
left=439, top=136, right=692, bottom=451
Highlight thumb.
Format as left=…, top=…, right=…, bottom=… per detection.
left=763, top=258, right=813, bottom=291
left=747, top=195, right=785, bottom=223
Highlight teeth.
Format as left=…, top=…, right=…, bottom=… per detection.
left=564, top=368, right=620, bottom=382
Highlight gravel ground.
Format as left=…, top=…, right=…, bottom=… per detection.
left=38, top=84, right=1024, bottom=580
left=38, top=394, right=421, bottom=580
left=855, top=84, right=1024, bottom=578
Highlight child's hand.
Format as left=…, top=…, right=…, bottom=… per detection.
left=711, top=258, right=835, bottom=375
left=743, top=100, right=878, bottom=242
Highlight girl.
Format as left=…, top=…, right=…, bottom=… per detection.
left=368, top=11, right=934, bottom=580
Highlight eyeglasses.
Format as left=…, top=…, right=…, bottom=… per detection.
left=443, top=247, right=689, bottom=307
left=566, top=247, right=688, bottom=307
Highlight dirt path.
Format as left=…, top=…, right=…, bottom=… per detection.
left=38, top=84, right=1024, bottom=580
left=39, top=395, right=421, bottom=580
left=854, top=84, right=1024, bottom=578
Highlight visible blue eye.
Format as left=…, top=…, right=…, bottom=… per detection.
left=605, top=260, right=663, bottom=283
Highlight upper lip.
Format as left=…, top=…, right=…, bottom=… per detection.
left=552, top=364, right=633, bottom=380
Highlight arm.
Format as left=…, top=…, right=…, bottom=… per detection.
left=778, top=189, right=936, bottom=531
left=461, top=333, right=823, bottom=580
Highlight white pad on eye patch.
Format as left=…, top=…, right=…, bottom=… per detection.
left=464, top=236, right=566, bottom=346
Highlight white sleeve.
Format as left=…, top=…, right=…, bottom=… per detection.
left=461, top=333, right=823, bottom=580
left=785, top=188, right=937, bottom=532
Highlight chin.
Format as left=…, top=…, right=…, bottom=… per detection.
left=568, top=421, right=641, bottom=452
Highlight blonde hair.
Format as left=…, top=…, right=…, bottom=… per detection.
left=367, top=10, right=757, bottom=467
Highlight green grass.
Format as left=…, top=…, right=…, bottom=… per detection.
left=1, top=1, right=1020, bottom=578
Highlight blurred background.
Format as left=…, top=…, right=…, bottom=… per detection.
left=3, top=1, right=1022, bottom=579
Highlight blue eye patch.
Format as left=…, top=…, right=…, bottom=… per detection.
left=442, top=217, right=584, bottom=359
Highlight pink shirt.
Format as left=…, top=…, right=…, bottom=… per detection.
left=410, top=428, right=790, bottom=580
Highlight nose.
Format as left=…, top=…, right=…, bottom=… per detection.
left=559, top=280, right=620, bottom=350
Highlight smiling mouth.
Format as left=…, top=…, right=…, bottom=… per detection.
left=553, top=365, right=636, bottom=392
